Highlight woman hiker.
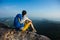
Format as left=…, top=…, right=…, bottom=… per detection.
left=14, top=10, right=36, bottom=32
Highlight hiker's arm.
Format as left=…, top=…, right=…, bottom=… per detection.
left=26, top=17, right=32, bottom=22
left=18, top=17, right=24, bottom=23
left=18, top=17, right=21, bottom=23
left=20, top=17, right=32, bottom=23
left=18, top=17, right=32, bottom=23
left=20, top=18, right=26, bottom=23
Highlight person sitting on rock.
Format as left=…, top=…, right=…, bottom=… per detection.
left=14, top=10, right=36, bottom=32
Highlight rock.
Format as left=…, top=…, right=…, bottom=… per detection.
left=0, top=23, right=51, bottom=40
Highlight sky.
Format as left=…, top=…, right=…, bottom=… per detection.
left=0, top=0, right=60, bottom=21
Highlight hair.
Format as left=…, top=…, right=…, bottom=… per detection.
left=22, top=10, right=27, bottom=17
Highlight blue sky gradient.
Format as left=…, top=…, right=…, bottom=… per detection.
left=0, top=0, right=60, bottom=21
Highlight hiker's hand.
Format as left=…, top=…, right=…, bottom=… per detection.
left=30, top=20, right=32, bottom=23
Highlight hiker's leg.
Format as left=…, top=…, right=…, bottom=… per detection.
left=22, top=22, right=31, bottom=32
left=30, top=23, right=36, bottom=32
left=22, top=22, right=36, bottom=32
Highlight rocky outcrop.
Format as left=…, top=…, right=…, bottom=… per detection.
left=0, top=23, right=51, bottom=40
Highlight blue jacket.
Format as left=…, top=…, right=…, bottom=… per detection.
left=14, top=14, right=24, bottom=28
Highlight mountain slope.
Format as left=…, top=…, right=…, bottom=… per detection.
left=0, top=23, right=51, bottom=40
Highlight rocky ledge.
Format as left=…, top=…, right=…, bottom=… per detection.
left=0, top=23, right=51, bottom=40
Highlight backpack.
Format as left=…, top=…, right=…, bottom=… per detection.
left=14, top=14, right=24, bottom=29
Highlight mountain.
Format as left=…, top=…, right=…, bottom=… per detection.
left=0, top=23, right=51, bottom=40
left=32, top=19, right=60, bottom=40
left=0, top=17, right=60, bottom=40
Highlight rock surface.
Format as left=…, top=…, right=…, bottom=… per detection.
left=0, top=23, right=51, bottom=40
